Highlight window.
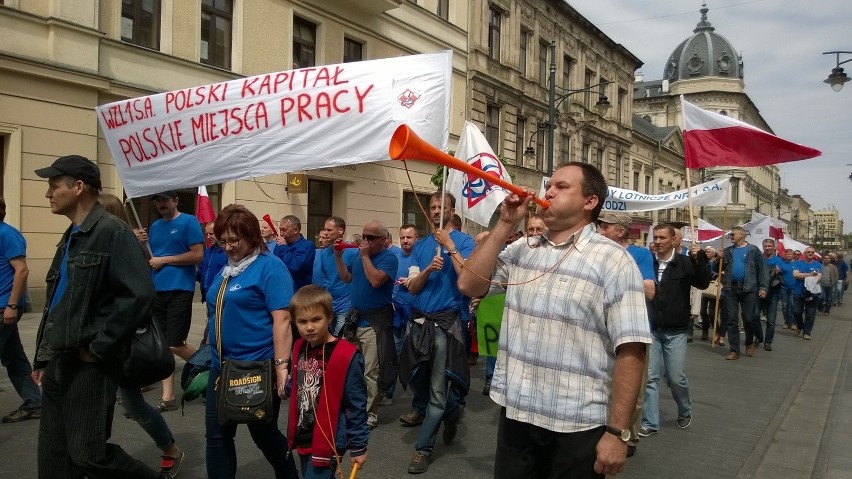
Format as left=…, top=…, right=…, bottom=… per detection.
left=307, top=180, right=333, bottom=246
left=535, top=130, right=545, bottom=171
left=437, top=0, right=449, bottom=20
left=488, top=7, right=501, bottom=61
left=519, top=29, right=529, bottom=77
left=645, top=174, right=651, bottom=194
left=515, top=117, right=526, bottom=165
left=343, top=38, right=362, bottom=63
left=633, top=171, right=640, bottom=191
left=293, top=17, right=317, bottom=68
left=598, top=77, right=608, bottom=116
left=617, top=88, right=626, bottom=123
left=486, top=105, right=500, bottom=152
left=539, top=41, right=549, bottom=87
left=121, top=0, right=160, bottom=49
left=592, top=148, right=602, bottom=171
left=402, top=192, right=433, bottom=238
left=562, top=55, right=574, bottom=89
left=614, top=152, right=622, bottom=188
left=560, top=134, right=571, bottom=167
left=730, top=178, right=740, bottom=203
left=200, top=0, right=232, bottom=69
left=584, top=69, right=594, bottom=108
left=130, top=186, right=220, bottom=229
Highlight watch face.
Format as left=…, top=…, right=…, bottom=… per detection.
left=621, top=429, right=631, bottom=442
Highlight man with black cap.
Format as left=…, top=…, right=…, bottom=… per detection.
left=135, top=190, right=204, bottom=412
left=33, top=155, right=170, bottom=478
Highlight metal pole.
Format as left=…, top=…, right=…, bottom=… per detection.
left=547, top=41, right=556, bottom=176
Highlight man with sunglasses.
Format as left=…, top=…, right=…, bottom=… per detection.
left=334, top=220, right=398, bottom=430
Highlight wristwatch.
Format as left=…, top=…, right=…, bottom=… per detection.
left=447, top=247, right=458, bottom=255
left=273, top=358, right=290, bottom=368
left=605, top=425, right=631, bottom=443
left=6, top=304, right=17, bottom=310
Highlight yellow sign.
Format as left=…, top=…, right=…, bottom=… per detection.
left=287, top=173, right=307, bottom=193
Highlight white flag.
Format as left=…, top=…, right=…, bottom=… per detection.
left=445, top=121, right=511, bottom=227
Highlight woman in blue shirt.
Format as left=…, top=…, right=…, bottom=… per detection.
left=205, top=205, right=298, bottom=479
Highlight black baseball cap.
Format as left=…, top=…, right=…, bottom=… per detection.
left=150, top=191, right=178, bottom=200
left=35, top=155, right=102, bottom=190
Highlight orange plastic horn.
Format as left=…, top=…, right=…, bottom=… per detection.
left=388, top=124, right=550, bottom=209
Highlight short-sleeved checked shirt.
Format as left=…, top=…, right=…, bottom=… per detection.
left=488, top=223, right=652, bottom=433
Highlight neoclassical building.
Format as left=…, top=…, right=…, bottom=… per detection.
left=0, top=0, right=469, bottom=306
left=633, top=5, right=788, bottom=230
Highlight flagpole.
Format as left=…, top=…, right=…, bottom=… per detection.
left=712, top=205, right=729, bottom=348
left=684, top=168, right=698, bottom=243
left=438, top=165, right=448, bottom=256
left=124, top=193, right=154, bottom=258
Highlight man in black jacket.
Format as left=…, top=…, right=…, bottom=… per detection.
left=638, top=224, right=710, bottom=438
left=32, top=155, right=168, bottom=478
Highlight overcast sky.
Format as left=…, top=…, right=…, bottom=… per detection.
left=570, top=0, right=851, bottom=231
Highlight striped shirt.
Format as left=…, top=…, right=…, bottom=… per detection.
left=488, top=223, right=652, bottom=433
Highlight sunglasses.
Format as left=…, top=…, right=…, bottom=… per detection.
left=362, top=234, right=385, bottom=242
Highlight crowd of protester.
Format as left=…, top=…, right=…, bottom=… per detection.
left=3, top=154, right=850, bottom=478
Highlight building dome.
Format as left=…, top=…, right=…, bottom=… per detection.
left=664, top=4, right=743, bottom=82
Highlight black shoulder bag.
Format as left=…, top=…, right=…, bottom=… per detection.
left=214, top=276, right=274, bottom=426
left=120, top=315, right=175, bottom=389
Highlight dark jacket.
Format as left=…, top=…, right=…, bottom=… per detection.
left=652, top=250, right=711, bottom=330
left=273, top=234, right=315, bottom=291
left=398, top=308, right=470, bottom=397
left=34, top=204, right=155, bottom=368
left=721, top=243, right=768, bottom=293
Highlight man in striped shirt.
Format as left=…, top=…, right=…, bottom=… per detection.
left=459, top=163, right=651, bottom=478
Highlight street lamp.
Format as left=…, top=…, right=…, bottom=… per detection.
left=823, top=51, right=852, bottom=92
left=526, top=42, right=611, bottom=176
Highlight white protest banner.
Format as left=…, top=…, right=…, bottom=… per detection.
left=602, top=177, right=729, bottom=213
left=96, top=51, right=452, bottom=198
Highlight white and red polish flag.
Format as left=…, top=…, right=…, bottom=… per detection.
left=446, top=121, right=511, bottom=227
left=196, top=186, right=216, bottom=224
left=681, top=97, right=821, bottom=168
left=697, top=218, right=724, bottom=242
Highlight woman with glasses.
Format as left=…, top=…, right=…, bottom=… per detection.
left=205, top=204, right=298, bottom=478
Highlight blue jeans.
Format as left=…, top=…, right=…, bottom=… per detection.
left=412, top=322, right=462, bottom=454
left=760, top=288, right=780, bottom=344
left=779, top=288, right=794, bottom=327
left=485, top=356, right=496, bottom=384
left=642, top=329, right=691, bottom=431
left=835, top=280, right=845, bottom=305
left=0, top=319, right=41, bottom=411
left=205, top=377, right=297, bottom=479
left=793, top=295, right=818, bottom=334
left=120, top=386, right=174, bottom=451
left=819, top=286, right=833, bottom=313
left=724, top=287, right=761, bottom=354
left=298, top=454, right=335, bottom=479
left=331, top=311, right=348, bottom=337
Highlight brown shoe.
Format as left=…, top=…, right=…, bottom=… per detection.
left=745, top=344, right=755, bottom=357
left=725, top=351, right=739, bottom=360
left=399, top=410, right=424, bottom=427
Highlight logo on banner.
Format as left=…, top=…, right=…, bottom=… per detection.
left=397, top=89, right=420, bottom=109
left=461, top=153, right=506, bottom=208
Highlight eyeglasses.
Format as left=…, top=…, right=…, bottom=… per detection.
left=362, top=234, right=386, bottom=242
left=217, top=238, right=241, bottom=248
left=805, top=251, right=815, bottom=254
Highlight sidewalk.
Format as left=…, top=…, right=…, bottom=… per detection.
left=0, top=300, right=850, bottom=478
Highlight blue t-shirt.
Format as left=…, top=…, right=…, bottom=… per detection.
left=791, top=259, right=822, bottom=296
left=626, top=244, right=655, bottom=282
left=313, top=247, right=357, bottom=315
left=348, top=248, right=398, bottom=311
left=731, top=245, right=749, bottom=281
left=206, top=254, right=294, bottom=373
left=272, top=234, right=315, bottom=291
left=149, top=213, right=205, bottom=292
left=49, top=225, right=80, bottom=313
left=265, top=239, right=276, bottom=254
left=412, top=230, right=475, bottom=314
left=0, top=223, right=26, bottom=307
left=778, top=259, right=797, bottom=290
